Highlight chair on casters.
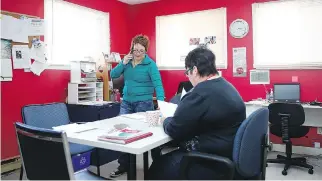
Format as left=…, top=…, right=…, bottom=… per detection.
left=267, top=103, right=314, bottom=175
left=180, top=108, right=269, bottom=180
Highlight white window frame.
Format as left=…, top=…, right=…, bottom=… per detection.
left=44, top=0, right=110, bottom=70
left=252, top=0, right=322, bottom=70
left=156, top=8, right=228, bottom=70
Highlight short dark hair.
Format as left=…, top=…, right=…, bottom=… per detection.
left=185, top=46, right=218, bottom=77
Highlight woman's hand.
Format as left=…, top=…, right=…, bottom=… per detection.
left=123, top=54, right=133, bottom=65
left=160, top=116, right=167, bottom=125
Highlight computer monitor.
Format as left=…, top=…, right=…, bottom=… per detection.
left=273, top=83, right=300, bottom=103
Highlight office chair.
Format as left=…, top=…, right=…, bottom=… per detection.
left=176, top=81, right=193, bottom=95
left=14, top=122, right=105, bottom=180
left=267, top=103, right=314, bottom=175
left=20, top=103, right=101, bottom=179
left=180, top=108, right=269, bottom=180
left=169, top=94, right=181, bottom=105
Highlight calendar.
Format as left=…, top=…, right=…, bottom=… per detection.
left=233, top=47, right=247, bottom=77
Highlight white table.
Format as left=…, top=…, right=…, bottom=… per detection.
left=66, top=114, right=172, bottom=180
left=246, top=101, right=322, bottom=127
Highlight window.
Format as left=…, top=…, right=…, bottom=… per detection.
left=156, top=8, right=227, bottom=69
left=252, top=0, right=322, bottom=69
left=45, top=0, right=110, bottom=69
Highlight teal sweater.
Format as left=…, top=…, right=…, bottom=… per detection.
left=110, top=55, right=165, bottom=102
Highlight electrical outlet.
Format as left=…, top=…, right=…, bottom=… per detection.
left=318, top=127, right=322, bottom=135
left=314, top=142, right=321, bottom=148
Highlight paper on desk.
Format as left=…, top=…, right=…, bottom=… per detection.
left=53, top=123, right=97, bottom=133
left=157, top=100, right=178, bottom=118
left=12, top=45, right=31, bottom=69
left=121, top=114, right=146, bottom=120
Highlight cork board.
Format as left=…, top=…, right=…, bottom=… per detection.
left=1, top=10, right=41, bottom=48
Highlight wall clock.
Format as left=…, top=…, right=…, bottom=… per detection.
left=229, top=19, right=249, bottom=38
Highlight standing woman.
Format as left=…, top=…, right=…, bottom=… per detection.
left=109, top=34, right=165, bottom=177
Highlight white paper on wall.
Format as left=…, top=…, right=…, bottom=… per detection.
left=233, top=47, right=247, bottom=77
left=12, top=45, right=31, bottom=69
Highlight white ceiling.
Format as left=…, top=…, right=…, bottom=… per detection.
left=118, top=0, right=159, bottom=5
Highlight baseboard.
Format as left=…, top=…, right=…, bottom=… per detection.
left=272, top=144, right=322, bottom=156
left=1, top=156, right=21, bottom=174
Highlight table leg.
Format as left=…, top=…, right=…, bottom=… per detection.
left=127, top=154, right=137, bottom=180
left=143, top=151, right=149, bottom=180
left=96, top=149, right=100, bottom=176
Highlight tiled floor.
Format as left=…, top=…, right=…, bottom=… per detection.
left=2, top=152, right=321, bottom=180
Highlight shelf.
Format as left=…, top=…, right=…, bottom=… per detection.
left=78, top=90, right=92, bottom=93
left=68, top=81, right=104, bottom=104
left=78, top=87, right=95, bottom=90
left=78, top=95, right=96, bottom=99
left=78, top=100, right=93, bottom=103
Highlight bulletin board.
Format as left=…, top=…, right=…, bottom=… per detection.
left=1, top=10, right=40, bottom=48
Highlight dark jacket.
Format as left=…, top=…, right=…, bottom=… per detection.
left=163, top=77, right=246, bottom=158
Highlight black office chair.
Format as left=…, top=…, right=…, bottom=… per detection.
left=267, top=103, right=314, bottom=175
left=176, top=81, right=193, bottom=95
left=14, top=122, right=105, bottom=180
left=169, top=94, right=181, bottom=105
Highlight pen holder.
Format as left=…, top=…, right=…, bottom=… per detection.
left=146, top=110, right=161, bottom=127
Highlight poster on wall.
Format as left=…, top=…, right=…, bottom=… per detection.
left=204, top=36, right=216, bottom=45
left=12, top=45, right=31, bottom=69
left=189, top=38, right=200, bottom=45
left=181, top=37, right=200, bottom=61
left=233, top=47, right=247, bottom=77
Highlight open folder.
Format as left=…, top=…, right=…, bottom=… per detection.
left=157, top=100, right=178, bottom=117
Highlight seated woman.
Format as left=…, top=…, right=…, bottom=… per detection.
left=147, top=47, right=246, bottom=180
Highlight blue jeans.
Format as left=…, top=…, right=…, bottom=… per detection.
left=119, top=100, right=154, bottom=115
left=118, top=100, right=155, bottom=170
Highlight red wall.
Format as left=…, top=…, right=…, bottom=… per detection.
left=2, top=0, right=322, bottom=160
left=0, top=0, right=131, bottom=160
left=128, top=0, right=322, bottom=147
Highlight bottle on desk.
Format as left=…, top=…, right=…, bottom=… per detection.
left=114, top=89, right=121, bottom=102
left=269, top=88, right=274, bottom=102
left=266, top=91, right=270, bottom=102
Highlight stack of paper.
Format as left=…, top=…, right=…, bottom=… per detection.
left=120, top=114, right=146, bottom=120
left=157, top=100, right=178, bottom=117
left=53, top=123, right=97, bottom=134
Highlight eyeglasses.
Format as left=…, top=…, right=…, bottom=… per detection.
left=133, top=49, right=145, bottom=54
left=184, top=67, right=192, bottom=75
